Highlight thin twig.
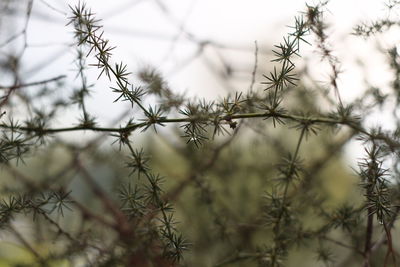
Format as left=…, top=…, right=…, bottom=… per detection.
left=249, top=40, right=258, bottom=92
left=8, top=224, right=43, bottom=260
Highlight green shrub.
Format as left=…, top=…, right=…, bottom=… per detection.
left=0, top=1, right=399, bottom=266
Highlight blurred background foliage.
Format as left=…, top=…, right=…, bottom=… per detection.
left=0, top=84, right=364, bottom=266
left=1, top=0, right=400, bottom=266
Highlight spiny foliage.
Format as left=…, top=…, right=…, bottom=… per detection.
left=0, top=1, right=399, bottom=266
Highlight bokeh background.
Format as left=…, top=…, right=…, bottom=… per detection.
left=0, top=0, right=399, bottom=266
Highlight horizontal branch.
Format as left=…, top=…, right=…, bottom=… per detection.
left=0, top=110, right=397, bottom=149
left=0, top=111, right=345, bottom=132
left=0, top=75, right=66, bottom=90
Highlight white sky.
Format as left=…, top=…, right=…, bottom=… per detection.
left=1, top=0, right=399, bottom=163
left=15, top=0, right=392, bottom=102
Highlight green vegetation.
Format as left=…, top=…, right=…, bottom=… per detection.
left=0, top=1, right=399, bottom=266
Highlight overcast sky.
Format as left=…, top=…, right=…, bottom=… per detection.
left=1, top=0, right=398, bottom=162
left=9, top=0, right=391, bottom=101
